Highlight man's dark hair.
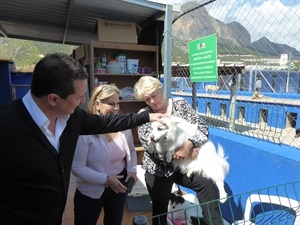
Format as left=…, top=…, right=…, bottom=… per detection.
left=31, top=53, right=88, bottom=99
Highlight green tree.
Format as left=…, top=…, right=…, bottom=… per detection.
left=0, top=37, right=78, bottom=71
left=0, top=38, right=40, bottom=69
left=33, top=41, right=77, bottom=56
left=292, top=60, right=300, bottom=71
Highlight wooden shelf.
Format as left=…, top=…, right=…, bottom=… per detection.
left=85, top=41, right=159, bottom=147
left=90, top=41, right=158, bottom=52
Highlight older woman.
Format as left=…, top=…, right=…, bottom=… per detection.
left=134, top=76, right=223, bottom=225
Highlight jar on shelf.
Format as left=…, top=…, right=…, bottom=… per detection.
left=94, top=77, right=98, bottom=88
left=101, top=53, right=107, bottom=69
left=107, top=60, right=121, bottom=74
left=116, top=54, right=127, bottom=74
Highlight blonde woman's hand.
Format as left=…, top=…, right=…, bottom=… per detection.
left=106, top=175, right=127, bottom=194
left=125, top=172, right=137, bottom=183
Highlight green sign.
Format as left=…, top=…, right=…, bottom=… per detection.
left=188, top=34, right=218, bottom=82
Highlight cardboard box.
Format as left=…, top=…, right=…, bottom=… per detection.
left=97, top=18, right=140, bottom=44
left=73, top=44, right=89, bottom=66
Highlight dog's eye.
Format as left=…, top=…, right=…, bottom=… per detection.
left=158, top=127, right=165, bottom=131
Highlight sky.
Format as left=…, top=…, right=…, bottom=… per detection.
left=148, top=0, right=300, bottom=52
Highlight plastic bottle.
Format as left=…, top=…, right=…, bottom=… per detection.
left=94, top=77, right=98, bottom=88
left=101, top=53, right=107, bottom=69
left=96, top=54, right=101, bottom=68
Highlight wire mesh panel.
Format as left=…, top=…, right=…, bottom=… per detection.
left=146, top=180, right=300, bottom=225
left=167, top=0, right=300, bottom=148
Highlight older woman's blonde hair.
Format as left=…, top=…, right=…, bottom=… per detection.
left=88, top=84, right=120, bottom=114
left=134, top=76, right=163, bottom=101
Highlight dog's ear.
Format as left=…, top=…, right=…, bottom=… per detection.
left=176, top=189, right=183, bottom=195
left=170, top=192, right=176, bottom=199
left=170, top=116, right=183, bottom=124
left=170, top=193, right=177, bottom=203
left=178, top=195, right=185, bottom=204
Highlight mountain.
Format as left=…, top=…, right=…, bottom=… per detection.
left=172, top=1, right=299, bottom=57
left=249, top=37, right=299, bottom=57
left=173, top=2, right=251, bottom=47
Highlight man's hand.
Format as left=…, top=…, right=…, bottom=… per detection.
left=149, top=113, right=167, bottom=123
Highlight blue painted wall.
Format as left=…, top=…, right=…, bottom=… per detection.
left=210, top=127, right=300, bottom=224
left=0, top=60, right=13, bottom=107
left=11, top=72, right=32, bottom=99
left=209, top=128, right=300, bottom=192
left=172, top=93, right=300, bottom=130
left=168, top=70, right=300, bottom=94
left=0, top=59, right=31, bottom=107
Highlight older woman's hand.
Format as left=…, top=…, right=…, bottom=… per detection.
left=173, top=140, right=194, bottom=160
left=190, top=147, right=200, bottom=159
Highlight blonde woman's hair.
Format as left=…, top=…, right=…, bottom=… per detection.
left=134, top=76, right=163, bottom=101
left=88, top=84, right=120, bottom=114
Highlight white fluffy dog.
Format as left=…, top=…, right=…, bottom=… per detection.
left=149, top=117, right=229, bottom=203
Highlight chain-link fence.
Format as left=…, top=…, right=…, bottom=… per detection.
left=168, top=0, right=300, bottom=149
left=143, top=180, right=300, bottom=225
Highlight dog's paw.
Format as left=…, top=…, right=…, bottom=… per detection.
left=186, top=170, right=194, bottom=177
left=148, top=141, right=155, bottom=153
left=166, top=152, right=173, bottom=163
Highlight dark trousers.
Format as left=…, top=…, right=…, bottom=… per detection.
left=74, top=170, right=128, bottom=225
left=145, top=170, right=223, bottom=225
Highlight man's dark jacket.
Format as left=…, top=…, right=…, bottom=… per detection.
left=0, top=99, right=149, bottom=225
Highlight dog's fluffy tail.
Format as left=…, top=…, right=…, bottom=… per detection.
left=217, top=144, right=226, bottom=159
left=216, top=143, right=229, bottom=203
left=216, top=143, right=229, bottom=175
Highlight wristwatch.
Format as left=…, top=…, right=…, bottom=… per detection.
left=188, top=138, right=197, bottom=148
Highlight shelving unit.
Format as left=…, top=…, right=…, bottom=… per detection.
left=88, top=41, right=158, bottom=91
left=87, top=41, right=159, bottom=155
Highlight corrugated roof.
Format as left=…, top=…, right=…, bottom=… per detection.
left=0, top=0, right=166, bottom=45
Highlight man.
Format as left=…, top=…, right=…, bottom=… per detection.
left=0, top=53, right=164, bottom=225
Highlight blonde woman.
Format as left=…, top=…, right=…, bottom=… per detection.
left=134, top=76, right=223, bottom=225
left=72, top=84, right=137, bottom=225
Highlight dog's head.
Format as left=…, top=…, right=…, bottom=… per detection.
left=150, top=120, right=170, bottom=143
left=295, top=128, right=300, bottom=138
left=150, top=117, right=179, bottom=143
left=169, top=192, right=185, bottom=209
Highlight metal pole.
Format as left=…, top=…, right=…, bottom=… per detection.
left=249, top=69, right=253, bottom=91
left=192, top=82, right=197, bottom=111
left=163, top=4, right=173, bottom=99
left=229, top=73, right=237, bottom=131
left=286, top=52, right=291, bottom=93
